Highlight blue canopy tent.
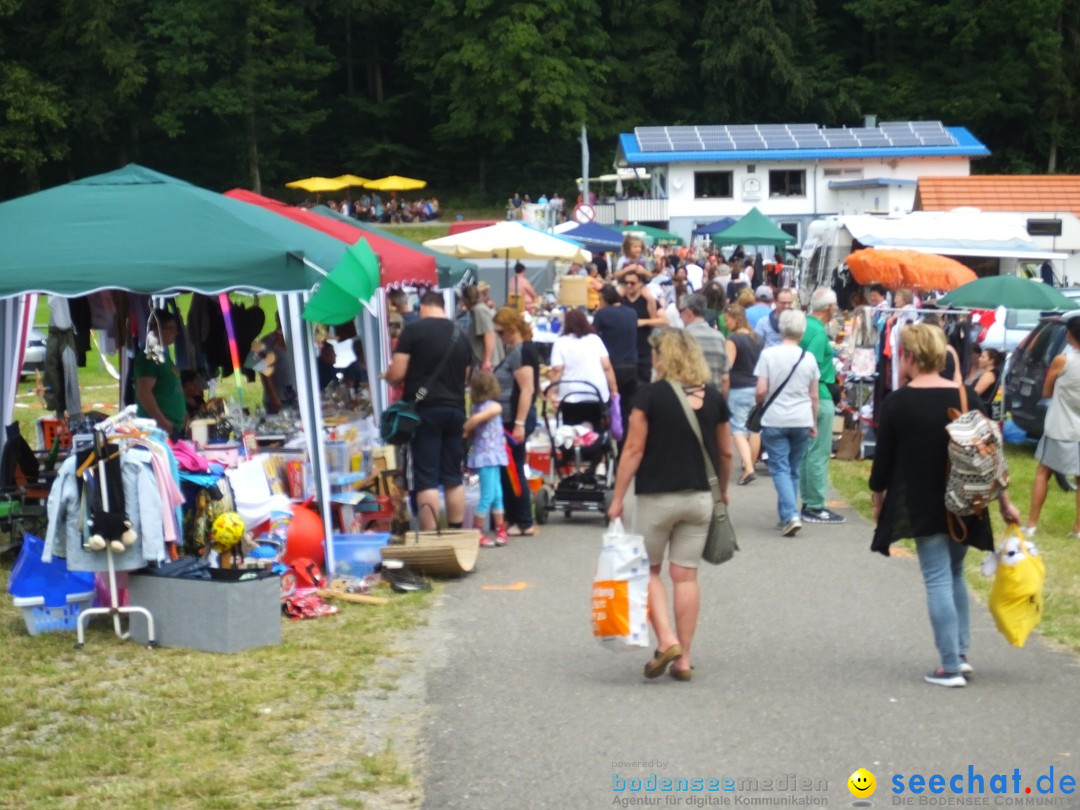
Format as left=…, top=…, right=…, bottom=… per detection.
left=692, top=217, right=737, bottom=237
left=556, top=221, right=624, bottom=253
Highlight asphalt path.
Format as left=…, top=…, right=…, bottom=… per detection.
left=418, top=470, right=1080, bottom=809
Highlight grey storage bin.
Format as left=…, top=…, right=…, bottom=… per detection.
left=128, top=573, right=281, bottom=653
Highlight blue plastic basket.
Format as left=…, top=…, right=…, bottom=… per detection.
left=325, top=533, right=391, bottom=577
left=13, top=592, right=94, bottom=635
left=7, top=534, right=95, bottom=607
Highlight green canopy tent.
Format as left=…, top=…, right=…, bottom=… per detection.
left=938, top=275, right=1080, bottom=311
left=614, top=223, right=684, bottom=247
left=710, top=207, right=796, bottom=248
left=311, top=205, right=477, bottom=289
left=0, top=164, right=350, bottom=554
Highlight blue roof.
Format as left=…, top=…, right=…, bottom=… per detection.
left=617, top=126, right=989, bottom=165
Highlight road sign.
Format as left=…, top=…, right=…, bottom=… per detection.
left=573, top=203, right=595, bottom=224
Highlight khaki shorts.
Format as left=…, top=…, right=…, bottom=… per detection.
left=635, top=491, right=713, bottom=568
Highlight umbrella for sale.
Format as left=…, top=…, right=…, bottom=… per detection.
left=363, top=175, right=427, bottom=192
left=285, top=176, right=350, bottom=193
left=303, top=239, right=381, bottom=325
left=938, top=275, right=1080, bottom=311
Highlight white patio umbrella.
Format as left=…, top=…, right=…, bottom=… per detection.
left=424, top=221, right=591, bottom=297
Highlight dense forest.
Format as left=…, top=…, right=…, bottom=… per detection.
left=1, top=0, right=1077, bottom=202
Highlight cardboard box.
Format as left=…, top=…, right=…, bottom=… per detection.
left=558, top=275, right=589, bottom=308
left=127, top=573, right=281, bottom=653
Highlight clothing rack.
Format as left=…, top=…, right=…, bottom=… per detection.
left=75, top=405, right=158, bottom=649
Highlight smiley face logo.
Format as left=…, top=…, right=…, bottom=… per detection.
left=848, top=769, right=876, bottom=798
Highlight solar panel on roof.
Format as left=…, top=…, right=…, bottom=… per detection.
left=887, top=134, right=922, bottom=147
left=793, top=135, right=828, bottom=148
left=918, top=133, right=955, bottom=147
left=727, top=125, right=758, bottom=135
left=697, top=126, right=725, bottom=137
left=912, top=121, right=946, bottom=131
left=788, top=124, right=821, bottom=132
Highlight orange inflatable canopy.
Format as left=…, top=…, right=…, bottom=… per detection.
left=845, top=248, right=976, bottom=291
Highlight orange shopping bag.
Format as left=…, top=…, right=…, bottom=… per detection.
left=592, top=519, right=649, bottom=649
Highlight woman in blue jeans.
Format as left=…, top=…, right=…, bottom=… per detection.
left=870, top=323, right=1021, bottom=688
left=753, top=309, right=819, bottom=537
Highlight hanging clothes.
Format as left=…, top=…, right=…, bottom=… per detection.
left=44, top=297, right=82, bottom=416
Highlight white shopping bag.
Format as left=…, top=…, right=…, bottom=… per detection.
left=592, top=518, right=650, bottom=649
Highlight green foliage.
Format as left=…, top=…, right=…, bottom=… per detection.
left=1, top=0, right=1079, bottom=195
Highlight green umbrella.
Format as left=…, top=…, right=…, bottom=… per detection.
left=303, top=238, right=380, bottom=325
left=614, top=223, right=684, bottom=247
left=938, top=275, right=1080, bottom=311
left=710, top=207, right=795, bottom=248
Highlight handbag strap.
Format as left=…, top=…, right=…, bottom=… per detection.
left=415, top=325, right=462, bottom=404
left=759, top=349, right=807, bottom=416
left=667, top=381, right=721, bottom=504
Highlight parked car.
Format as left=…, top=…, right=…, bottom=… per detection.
left=1003, top=314, right=1078, bottom=437
left=21, top=329, right=45, bottom=377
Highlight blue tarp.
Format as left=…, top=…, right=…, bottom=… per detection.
left=557, top=221, right=624, bottom=252
left=692, top=217, right=737, bottom=237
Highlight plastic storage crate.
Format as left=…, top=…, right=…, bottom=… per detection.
left=326, top=533, right=391, bottom=576
left=13, top=592, right=94, bottom=635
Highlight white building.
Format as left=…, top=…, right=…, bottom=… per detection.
left=611, top=120, right=988, bottom=245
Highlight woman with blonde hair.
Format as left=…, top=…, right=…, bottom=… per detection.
left=871, top=323, right=1020, bottom=687
left=493, top=307, right=540, bottom=537
left=609, top=329, right=733, bottom=682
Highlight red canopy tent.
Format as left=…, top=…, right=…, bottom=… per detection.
left=224, top=189, right=437, bottom=287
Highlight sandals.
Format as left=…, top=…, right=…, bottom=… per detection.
left=738, top=474, right=756, bottom=486
left=643, top=644, right=682, bottom=679
left=507, top=525, right=539, bottom=537
left=669, top=665, right=694, bottom=682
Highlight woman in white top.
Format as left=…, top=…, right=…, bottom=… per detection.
left=753, top=309, right=820, bottom=537
left=548, top=308, right=618, bottom=426
left=1025, top=317, right=1080, bottom=537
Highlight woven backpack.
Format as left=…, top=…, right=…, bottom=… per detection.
left=945, top=385, right=1009, bottom=541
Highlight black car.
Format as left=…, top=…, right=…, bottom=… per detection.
left=1004, top=314, right=1075, bottom=437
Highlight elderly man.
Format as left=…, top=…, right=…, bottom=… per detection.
left=798, top=287, right=845, bottom=525
left=755, top=286, right=794, bottom=348
left=680, top=292, right=729, bottom=396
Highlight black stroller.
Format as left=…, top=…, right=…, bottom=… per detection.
left=533, top=381, right=618, bottom=524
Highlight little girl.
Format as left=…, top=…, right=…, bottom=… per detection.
left=464, top=371, right=509, bottom=547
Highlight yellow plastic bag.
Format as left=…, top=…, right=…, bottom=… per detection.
left=988, top=525, right=1046, bottom=648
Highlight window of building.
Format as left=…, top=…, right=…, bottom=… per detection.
left=769, top=170, right=806, bottom=197
left=822, top=168, right=864, bottom=178
left=1027, top=218, right=1063, bottom=237
left=694, top=171, right=733, bottom=199
left=780, top=222, right=800, bottom=243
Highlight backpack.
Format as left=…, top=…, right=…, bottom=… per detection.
left=945, top=385, right=1009, bottom=541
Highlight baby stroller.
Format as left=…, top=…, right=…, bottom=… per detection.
left=534, top=381, right=618, bottom=524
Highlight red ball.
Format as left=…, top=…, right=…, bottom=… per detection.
left=283, top=502, right=326, bottom=566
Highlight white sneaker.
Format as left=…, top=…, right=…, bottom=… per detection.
left=781, top=518, right=802, bottom=537
left=925, top=669, right=966, bottom=688
left=1021, top=526, right=1038, bottom=538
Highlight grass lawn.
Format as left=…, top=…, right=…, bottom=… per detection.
left=0, top=561, right=432, bottom=808
left=830, top=439, right=1080, bottom=653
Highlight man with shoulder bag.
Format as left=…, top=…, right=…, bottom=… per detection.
left=384, top=292, right=473, bottom=530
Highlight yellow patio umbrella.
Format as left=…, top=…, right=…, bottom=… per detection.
left=332, top=174, right=371, bottom=188
left=363, top=175, right=427, bottom=192
left=285, top=176, right=350, bottom=193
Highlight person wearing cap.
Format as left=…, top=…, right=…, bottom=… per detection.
left=746, top=286, right=774, bottom=329
left=510, top=262, right=538, bottom=310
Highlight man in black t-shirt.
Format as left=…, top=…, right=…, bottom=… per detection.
left=384, top=292, right=473, bottom=530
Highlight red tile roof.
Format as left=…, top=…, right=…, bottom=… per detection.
left=915, top=176, right=1080, bottom=217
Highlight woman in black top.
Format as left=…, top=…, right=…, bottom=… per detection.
left=971, top=347, right=1004, bottom=409
left=870, top=324, right=1020, bottom=688
left=494, top=307, right=540, bottom=537
left=723, top=304, right=763, bottom=485
left=609, top=329, right=733, bottom=682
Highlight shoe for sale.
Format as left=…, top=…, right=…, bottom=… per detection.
left=780, top=518, right=802, bottom=537
left=494, top=527, right=509, bottom=547
left=479, top=535, right=497, bottom=549
left=801, top=507, right=846, bottom=524
left=924, top=668, right=966, bottom=688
